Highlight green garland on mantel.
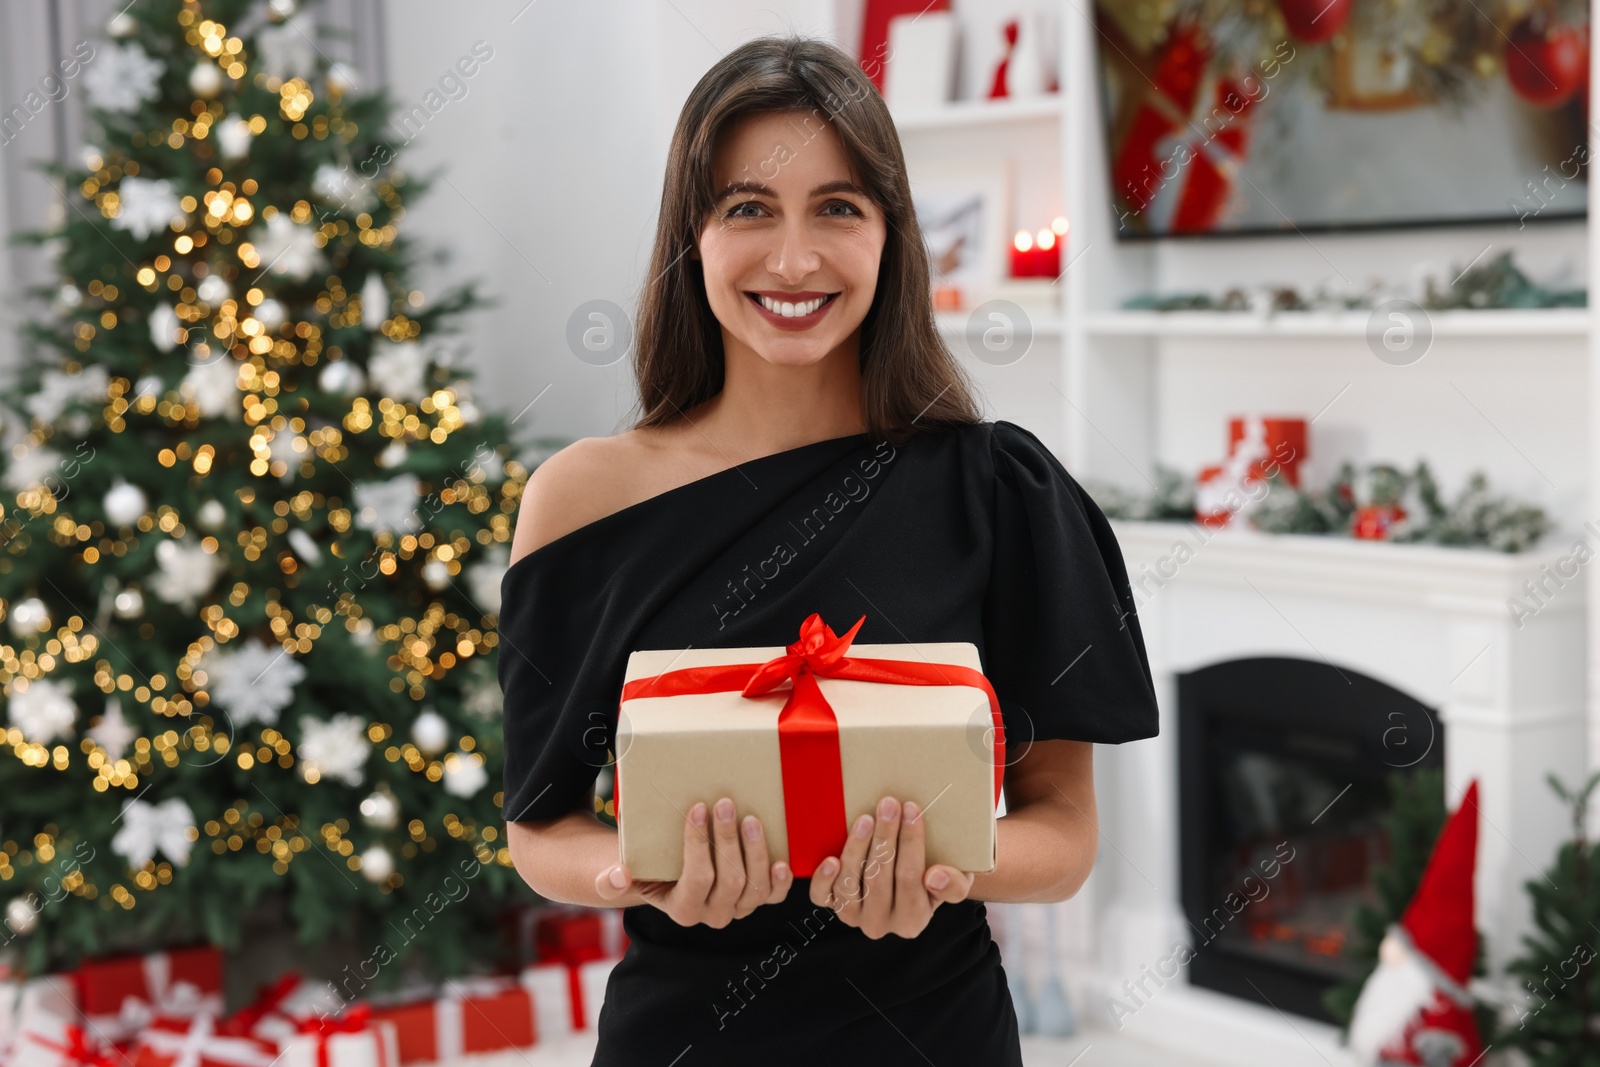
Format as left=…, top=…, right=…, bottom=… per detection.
left=1088, top=460, right=1553, bottom=554
left=1122, top=251, right=1586, bottom=313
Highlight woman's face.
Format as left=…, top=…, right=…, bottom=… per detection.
left=694, top=110, right=887, bottom=368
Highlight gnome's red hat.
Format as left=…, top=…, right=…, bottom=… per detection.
left=1398, top=778, right=1480, bottom=988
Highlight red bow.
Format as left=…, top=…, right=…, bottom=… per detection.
left=24, top=1023, right=120, bottom=1067
left=218, top=970, right=302, bottom=1038
left=620, top=612, right=1004, bottom=877
left=294, top=1004, right=375, bottom=1067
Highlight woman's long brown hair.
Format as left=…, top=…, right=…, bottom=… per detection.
left=629, top=35, right=983, bottom=449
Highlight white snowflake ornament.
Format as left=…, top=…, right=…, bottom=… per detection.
left=353, top=475, right=422, bottom=535
left=89, top=698, right=136, bottom=761
left=180, top=353, right=240, bottom=418
left=26, top=364, right=110, bottom=427
left=112, top=176, right=184, bottom=239
left=411, top=708, right=449, bottom=755
left=151, top=537, right=226, bottom=610
left=256, top=11, right=318, bottom=81
left=2, top=447, right=64, bottom=493
left=253, top=214, right=320, bottom=281
left=368, top=340, right=430, bottom=403
left=84, top=44, right=164, bottom=113
left=297, top=713, right=370, bottom=786
left=201, top=638, right=305, bottom=729
left=6, top=677, right=77, bottom=744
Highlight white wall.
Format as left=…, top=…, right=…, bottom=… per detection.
left=380, top=0, right=839, bottom=454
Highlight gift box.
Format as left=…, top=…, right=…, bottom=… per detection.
left=74, top=943, right=224, bottom=1044
left=532, top=905, right=626, bottom=965
left=11, top=978, right=116, bottom=1067
left=615, top=612, right=1004, bottom=882
left=271, top=1007, right=399, bottom=1067
left=3, top=972, right=77, bottom=1065
left=366, top=976, right=534, bottom=1063
left=130, top=1013, right=279, bottom=1067
left=520, top=953, right=615, bottom=1037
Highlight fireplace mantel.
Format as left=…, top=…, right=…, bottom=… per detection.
left=1063, top=520, right=1590, bottom=1066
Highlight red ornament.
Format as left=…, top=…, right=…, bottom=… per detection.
left=1277, top=0, right=1352, bottom=44
left=1352, top=504, right=1406, bottom=540
left=1506, top=13, right=1588, bottom=107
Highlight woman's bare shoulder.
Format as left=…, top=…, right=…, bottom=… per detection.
left=509, top=427, right=691, bottom=565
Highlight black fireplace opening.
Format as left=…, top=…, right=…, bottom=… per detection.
left=1178, top=656, right=1443, bottom=1023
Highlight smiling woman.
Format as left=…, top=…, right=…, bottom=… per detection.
left=500, top=33, right=1159, bottom=1067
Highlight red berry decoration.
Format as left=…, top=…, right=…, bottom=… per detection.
left=1277, top=0, right=1352, bottom=44
left=1506, top=13, right=1588, bottom=107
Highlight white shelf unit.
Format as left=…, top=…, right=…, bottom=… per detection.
left=877, top=0, right=1600, bottom=1048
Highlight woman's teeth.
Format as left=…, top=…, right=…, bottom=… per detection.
left=754, top=293, right=835, bottom=317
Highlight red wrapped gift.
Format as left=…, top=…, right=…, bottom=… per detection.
left=130, top=1013, right=278, bottom=1067
left=533, top=905, right=626, bottom=964
left=1228, top=416, right=1306, bottom=487
left=74, top=944, right=223, bottom=1043
left=1111, top=23, right=1259, bottom=234
left=366, top=976, right=533, bottom=1063
left=521, top=951, right=615, bottom=1036
left=273, top=1006, right=398, bottom=1067
left=17, top=1021, right=121, bottom=1067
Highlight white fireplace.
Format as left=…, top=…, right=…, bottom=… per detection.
left=1058, top=520, right=1588, bottom=1065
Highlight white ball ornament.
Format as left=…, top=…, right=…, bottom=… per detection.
left=254, top=298, right=287, bottom=331
left=113, top=587, right=145, bottom=619
left=56, top=284, right=83, bottom=312
left=318, top=360, right=365, bottom=397
left=326, top=63, right=359, bottom=95
left=5, top=897, right=39, bottom=935
left=104, top=480, right=149, bottom=527
left=107, top=11, right=138, bottom=37
left=411, top=709, right=449, bottom=756
left=269, top=0, right=298, bottom=19
left=197, top=275, right=230, bottom=305
left=9, top=597, right=50, bottom=638
left=217, top=115, right=253, bottom=160
left=149, top=303, right=180, bottom=352
left=360, top=786, right=399, bottom=830
left=189, top=61, right=224, bottom=99
left=358, top=844, right=393, bottom=883
left=421, top=558, right=450, bottom=592
left=197, top=499, right=227, bottom=530
left=361, top=274, right=388, bottom=330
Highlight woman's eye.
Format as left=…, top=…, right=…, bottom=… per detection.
left=824, top=200, right=862, bottom=217
left=725, top=201, right=763, bottom=219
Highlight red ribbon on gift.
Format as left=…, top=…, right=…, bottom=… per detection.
left=617, top=612, right=1005, bottom=878
left=24, top=1023, right=120, bottom=1067
left=217, top=971, right=302, bottom=1039
left=294, top=1003, right=380, bottom=1067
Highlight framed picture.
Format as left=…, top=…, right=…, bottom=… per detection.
left=910, top=160, right=1013, bottom=306
left=1093, top=3, right=1589, bottom=238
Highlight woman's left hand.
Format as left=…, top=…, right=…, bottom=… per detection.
left=808, top=796, right=975, bottom=938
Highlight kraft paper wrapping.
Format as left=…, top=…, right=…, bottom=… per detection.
left=616, top=640, right=1000, bottom=882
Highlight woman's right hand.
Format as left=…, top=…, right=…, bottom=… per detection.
left=595, top=797, right=793, bottom=927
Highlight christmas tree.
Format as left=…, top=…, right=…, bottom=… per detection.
left=1499, top=772, right=1600, bottom=1064
left=0, top=0, right=545, bottom=986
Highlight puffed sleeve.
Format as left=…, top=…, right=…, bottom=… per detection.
left=980, top=420, right=1159, bottom=744
left=498, top=550, right=610, bottom=824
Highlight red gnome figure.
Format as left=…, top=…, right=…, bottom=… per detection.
left=1348, top=779, right=1483, bottom=1067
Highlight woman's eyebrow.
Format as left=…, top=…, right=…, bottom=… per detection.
left=713, top=178, right=866, bottom=201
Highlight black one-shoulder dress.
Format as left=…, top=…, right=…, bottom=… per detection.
left=498, top=419, right=1159, bottom=1066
